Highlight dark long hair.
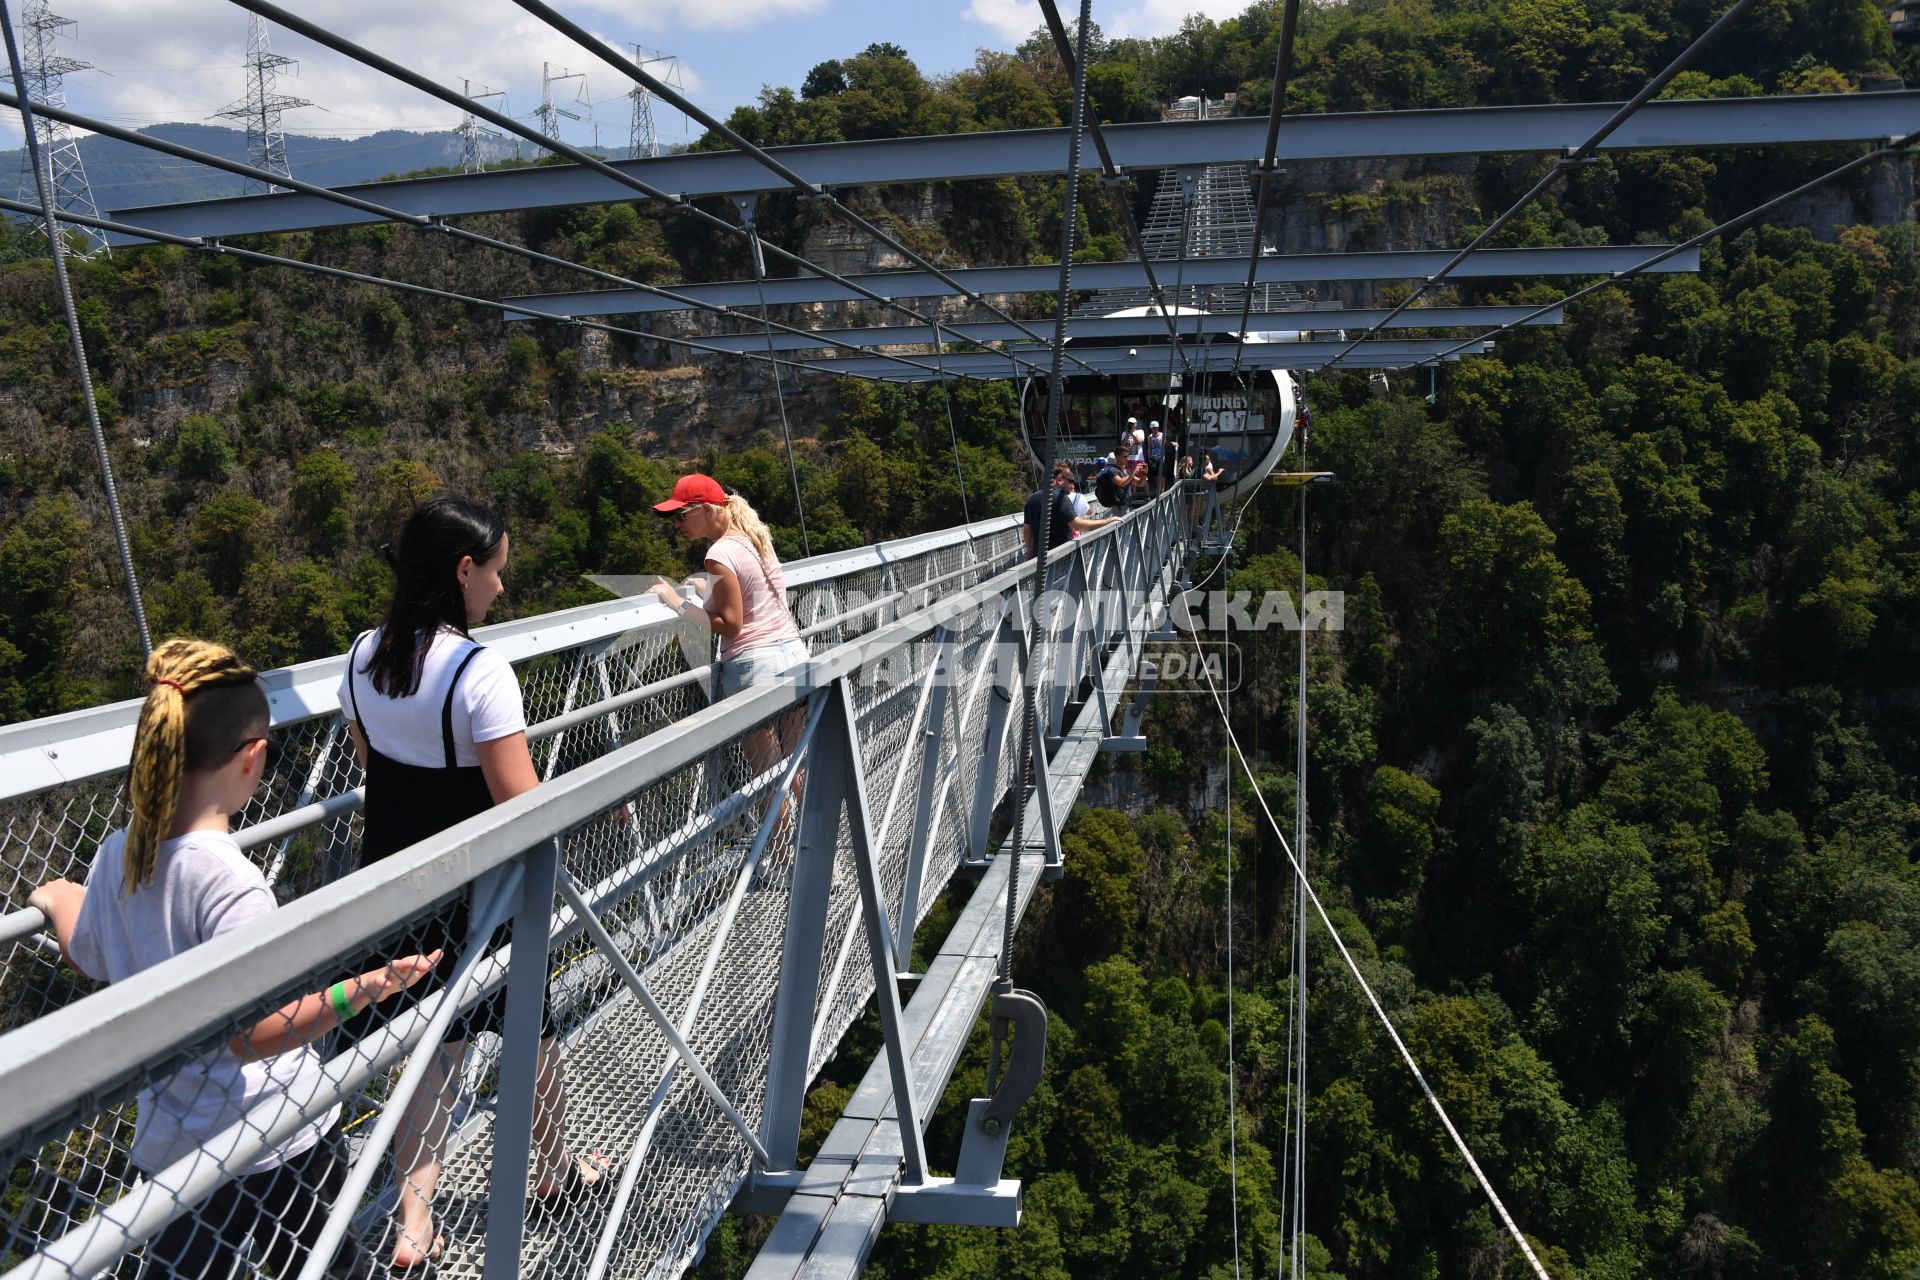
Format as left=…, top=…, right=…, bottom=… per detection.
left=363, top=495, right=506, bottom=697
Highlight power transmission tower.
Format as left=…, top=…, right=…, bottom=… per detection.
left=627, top=45, right=679, bottom=159
left=6, top=0, right=107, bottom=255
left=213, top=13, right=311, bottom=194
left=536, top=62, right=582, bottom=144
left=458, top=79, right=506, bottom=173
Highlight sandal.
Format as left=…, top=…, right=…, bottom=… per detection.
left=532, top=1151, right=611, bottom=1208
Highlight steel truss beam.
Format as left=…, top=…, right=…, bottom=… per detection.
left=679, top=305, right=1564, bottom=353
left=502, top=246, right=1695, bottom=318
left=106, top=92, right=1908, bottom=241
left=787, top=339, right=1488, bottom=382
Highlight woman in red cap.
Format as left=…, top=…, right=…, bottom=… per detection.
left=652, top=475, right=810, bottom=821
left=651, top=474, right=809, bottom=694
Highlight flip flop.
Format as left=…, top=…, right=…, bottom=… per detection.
left=531, top=1151, right=612, bottom=1208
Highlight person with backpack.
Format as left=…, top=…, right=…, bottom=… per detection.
left=32, top=638, right=440, bottom=1279
left=342, top=495, right=603, bottom=1268
left=1025, top=462, right=1114, bottom=559
left=1093, top=453, right=1133, bottom=511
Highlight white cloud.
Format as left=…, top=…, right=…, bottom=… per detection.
left=0, top=0, right=753, bottom=151
left=961, top=0, right=1038, bottom=45
left=1101, top=0, right=1256, bottom=37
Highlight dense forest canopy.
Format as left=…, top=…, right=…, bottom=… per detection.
left=2, top=0, right=1918, bottom=1277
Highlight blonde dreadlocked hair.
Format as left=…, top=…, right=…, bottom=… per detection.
left=124, top=639, right=268, bottom=895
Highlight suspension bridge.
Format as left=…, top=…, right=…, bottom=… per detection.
left=0, top=0, right=1912, bottom=1276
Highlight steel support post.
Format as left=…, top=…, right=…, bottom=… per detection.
left=896, top=628, right=958, bottom=970
left=482, top=838, right=560, bottom=1280
left=761, top=694, right=851, bottom=1169
left=968, top=595, right=1027, bottom=862
left=826, top=678, right=929, bottom=1183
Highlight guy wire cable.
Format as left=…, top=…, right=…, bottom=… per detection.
left=0, top=89, right=969, bottom=386
left=1036, top=0, right=1194, bottom=382
left=1325, top=0, right=1761, bottom=371
left=1184, top=598, right=1558, bottom=1280
left=2, top=0, right=151, bottom=655
left=995, top=0, right=1094, bottom=1087
left=1228, top=0, right=1300, bottom=377
left=1223, top=491, right=1242, bottom=1280
left=744, top=215, right=812, bottom=558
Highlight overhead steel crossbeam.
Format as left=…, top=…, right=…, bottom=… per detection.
left=688, top=305, right=1564, bottom=354
left=105, top=92, right=1910, bottom=241
left=502, top=0, right=1101, bottom=379
left=501, top=246, right=1697, bottom=317
left=0, top=89, right=996, bottom=385
left=1323, top=0, right=1760, bottom=370
left=783, top=340, right=1490, bottom=383
left=1412, top=125, right=1920, bottom=369
left=211, top=0, right=1091, bottom=379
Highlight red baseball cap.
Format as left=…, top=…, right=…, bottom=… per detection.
left=653, top=473, right=727, bottom=513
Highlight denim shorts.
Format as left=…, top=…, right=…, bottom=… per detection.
left=718, top=638, right=810, bottom=698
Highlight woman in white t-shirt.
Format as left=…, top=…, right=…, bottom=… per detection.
left=340, top=495, right=601, bottom=1268
left=32, top=638, right=438, bottom=1279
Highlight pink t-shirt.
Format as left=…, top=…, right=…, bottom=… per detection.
left=705, top=534, right=801, bottom=662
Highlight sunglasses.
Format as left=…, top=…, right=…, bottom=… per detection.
left=232, top=736, right=281, bottom=773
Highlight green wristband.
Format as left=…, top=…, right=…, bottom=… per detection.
left=327, top=981, right=356, bottom=1023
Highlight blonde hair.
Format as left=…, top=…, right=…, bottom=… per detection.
left=124, top=638, right=265, bottom=895
left=718, top=492, right=780, bottom=565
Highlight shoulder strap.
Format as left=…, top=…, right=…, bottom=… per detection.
left=346, top=634, right=372, bottom=750
left=441, top=644, right=487, bottom=770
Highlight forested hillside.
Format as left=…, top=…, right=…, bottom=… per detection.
left=3, top=0, right=1918, bottom=1276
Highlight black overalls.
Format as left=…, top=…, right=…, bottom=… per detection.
left=346, top=635, right=549, bottom=1042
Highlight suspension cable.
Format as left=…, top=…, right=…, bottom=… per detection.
left=1289, top=416, right=1310, bottom=1280
left=0, top=0, right=151, bottom=656
left=1228, top=0, right=1301, bottom=377
left=1415, top=123, right=1920, bottom=369
left=0, top=194, right=931, bottom=400
left=1325, top=0, right=1761, bottom=371
left=205, top=0, right=1073, bottom=384
left=925, top=301, right=974, bottom=528
left=0, top=91, right=979, bottom=387
left=1035, top=0, right=1193, bottom=382
left=743, top=215, right=812, bottom=558
left=503, top=0, right=1108, bottom=380
left=1001, top=0, right=1095, bottom=1009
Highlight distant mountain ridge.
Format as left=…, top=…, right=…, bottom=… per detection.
left=1, top=122, right=554, bottom=214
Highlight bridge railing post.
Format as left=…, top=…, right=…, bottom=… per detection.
left=969, top=591, right=1027, bottom=862
left=481, top=839, right=559, bottom=1280
left=895, top=627, right=957, bottom=971
left=760, top=688, right=850, bottom=1170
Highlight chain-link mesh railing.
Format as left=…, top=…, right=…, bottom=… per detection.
left=0, top=497, right=1182, bottom=1280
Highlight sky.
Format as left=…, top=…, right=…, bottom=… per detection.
left=0, top=0, right=1254, bottom=152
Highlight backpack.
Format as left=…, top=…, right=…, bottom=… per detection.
left=1094, top=466, right=1122, bottom=508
